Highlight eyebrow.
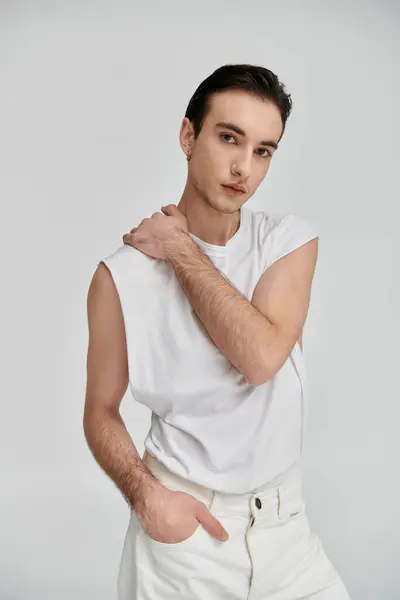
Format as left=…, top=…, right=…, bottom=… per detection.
left=215, top=121, right=278, bottom=150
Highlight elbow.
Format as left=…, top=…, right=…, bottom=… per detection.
left=245, top=367, right=273, bottom=387
left=247, top=345, right=294, bottom=386
left=82, top=407, right=97, bottom=441
left=245, top=349, right=279, bottom=386
left=244, top=359, right=274, bottom=387
left=82, top=404, right=119, bottom=438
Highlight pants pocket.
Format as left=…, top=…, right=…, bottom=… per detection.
left=138, top=455, right=215, bottom=548
left=136, top=514, right=204, bottom=548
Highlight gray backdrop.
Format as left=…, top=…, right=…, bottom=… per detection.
left=0, top=1, right=399, bottom=599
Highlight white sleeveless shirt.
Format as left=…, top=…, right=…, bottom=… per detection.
left=100, top=206, right=318, bottom=494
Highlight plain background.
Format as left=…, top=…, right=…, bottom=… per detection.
left=0, top=1, right=399, bottom=599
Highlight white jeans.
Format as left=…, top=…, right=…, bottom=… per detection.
left=118, top=452, right=351, bottom=599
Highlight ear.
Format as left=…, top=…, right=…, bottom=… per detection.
left=179, top=117, right=194, bottom=157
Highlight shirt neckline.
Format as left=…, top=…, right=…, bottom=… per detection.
left=188, top=206, right=248, bottom=257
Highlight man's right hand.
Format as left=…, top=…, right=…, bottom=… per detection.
left=134, top=480, right=229, bottom=544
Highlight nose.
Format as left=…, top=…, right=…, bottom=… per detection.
left=231, top=149, right=252, bottom=180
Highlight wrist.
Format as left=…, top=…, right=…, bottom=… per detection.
left=163, top=228, right=191, bottom=263
left=130, top=471, right=164, bottom=513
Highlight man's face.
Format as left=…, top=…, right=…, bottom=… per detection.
left=182, top=89, right=283, bottom=214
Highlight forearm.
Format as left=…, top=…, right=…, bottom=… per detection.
left=83, top=407, right=158, bottom=510
left=165, top=231, right=274, bottom=385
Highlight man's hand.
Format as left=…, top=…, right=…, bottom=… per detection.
left=122, top=204, right=188, bottom=260
left=134, top=480, right=229, bottom=544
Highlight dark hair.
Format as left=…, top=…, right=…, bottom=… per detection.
left=185, top=64, right=292, bottom=142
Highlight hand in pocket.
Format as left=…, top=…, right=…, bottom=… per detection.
left=136, top=483, right=229, bottom=544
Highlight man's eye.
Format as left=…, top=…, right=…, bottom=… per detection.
left=257, top=148, right=271, bottom=158
left=221, top=134, right=236, bottom=143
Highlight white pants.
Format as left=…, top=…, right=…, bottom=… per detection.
left=118, top=453, right=351, bottom=599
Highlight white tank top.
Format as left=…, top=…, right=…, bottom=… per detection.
left=100, top=206, right=318, bottom=494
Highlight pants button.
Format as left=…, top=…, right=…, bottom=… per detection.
left=255, top=497, right=262, bottom=509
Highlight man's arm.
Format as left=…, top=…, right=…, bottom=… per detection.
left=164, top=232, right=317, bottom=386
left=251, top=237, right=318, bottom=379
left=83, top=263, right=158, bottom=509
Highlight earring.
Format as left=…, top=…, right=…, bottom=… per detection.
left=186, top=152, right=192, bottom=162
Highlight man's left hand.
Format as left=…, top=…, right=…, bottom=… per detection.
left=122, top=204, right=188, bottom=260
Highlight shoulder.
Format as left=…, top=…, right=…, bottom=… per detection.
left=250, top=209, right=319, bottom=270
left=100, top=243, right=140, bottom=270
left=88, top=245, right=135, bottom=293
left=98, top=243, right=154, bottom=279
left=251, top=209, right=317, bottom=237
left=91, top=243, right=158, bottom=310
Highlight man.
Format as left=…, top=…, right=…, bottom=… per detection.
left=84, top=64, right=351, bottom=599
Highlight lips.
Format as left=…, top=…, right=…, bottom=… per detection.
left=222, top=184, right=245, bottom=194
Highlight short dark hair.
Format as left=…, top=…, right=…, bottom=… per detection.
left=185, top=64, right=292, bottom=142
